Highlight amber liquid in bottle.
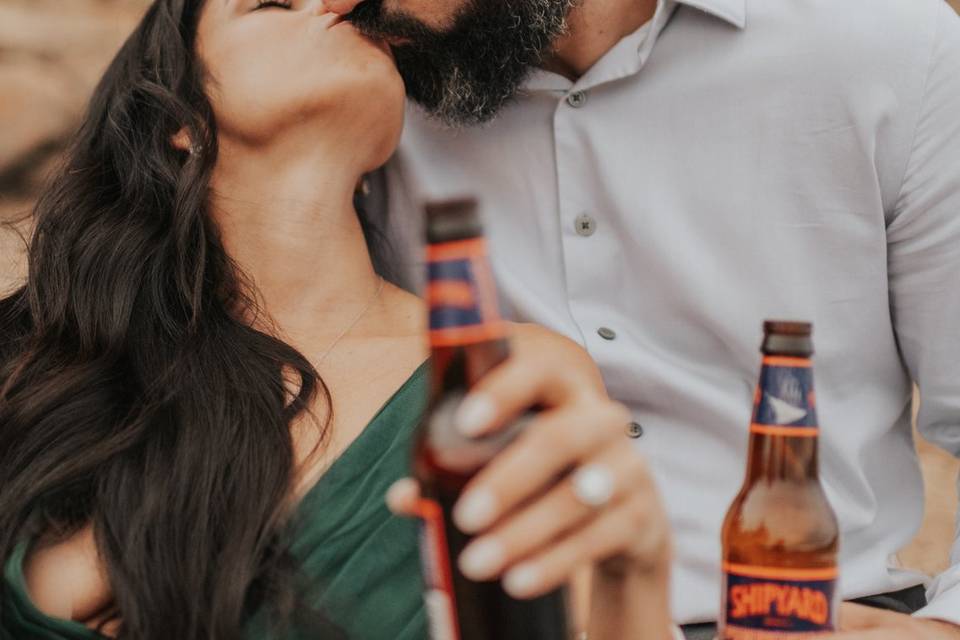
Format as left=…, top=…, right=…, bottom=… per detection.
left=720, top=321, right=840, bottom=639
left=413, top=198, right=569, bottom=640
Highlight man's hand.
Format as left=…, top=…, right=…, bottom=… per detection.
left=829, top=602, right=960, bottom=639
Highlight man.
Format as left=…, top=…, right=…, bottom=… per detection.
left=328, top=0, right=960, bottom=637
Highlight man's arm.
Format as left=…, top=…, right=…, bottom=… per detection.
left=861, top=0, right=960, bottom=634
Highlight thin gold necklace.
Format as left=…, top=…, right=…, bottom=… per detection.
left=316, top=276, right=385, bottom=365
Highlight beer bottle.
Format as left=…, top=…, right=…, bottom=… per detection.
left=720, top=321, right=840, bottom=639
left=413, top=198, right=570, bottom=640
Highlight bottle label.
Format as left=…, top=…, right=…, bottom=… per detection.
left=721, top=563, right=837, bottom=639
left=427, top=238, right=507, bottom=347
left=415, top=498, right=461, bottom=640
left=751, top=356, right=819, bottom=437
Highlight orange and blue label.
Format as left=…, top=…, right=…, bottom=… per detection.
left=427, top=238, right=507, bottom=348
left=750, top=356, right=818, bottom=438
left=722, top=563, right=837, bottom=638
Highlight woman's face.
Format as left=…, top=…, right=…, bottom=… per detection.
left=195, top=0, right=405, bottom=169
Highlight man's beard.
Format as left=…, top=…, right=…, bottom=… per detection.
left=347, top=0, right=577, bottom=126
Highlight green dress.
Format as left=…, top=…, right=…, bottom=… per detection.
left=1, top=362, right=430, bottom=640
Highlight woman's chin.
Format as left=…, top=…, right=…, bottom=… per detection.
left=334, top=77, right=406, bottom=172
left=333, top=20, right=396, bottom=61
left=363, top=105, right=406, bottom=172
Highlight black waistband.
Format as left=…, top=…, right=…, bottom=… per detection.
left=851, top=583, right=928, bottom=615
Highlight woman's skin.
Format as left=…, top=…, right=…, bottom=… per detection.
left=22, top=1, right=672, bottom=638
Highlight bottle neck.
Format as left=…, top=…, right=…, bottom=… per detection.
left=745, top=355, right=820, bottom=483
left=426, top=236, right=510, bottom=397
left=745, top=433, right=820, bottom=484
left=419, top=233, right=513, bottom=478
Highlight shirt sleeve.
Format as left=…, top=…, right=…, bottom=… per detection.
left=886, top=0, right=960, bottom=626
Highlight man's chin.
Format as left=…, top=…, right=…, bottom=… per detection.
left=345, top=0, right=576, bottom=127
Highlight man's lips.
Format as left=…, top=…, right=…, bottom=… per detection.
left=323, top=0, right=362, bottom=14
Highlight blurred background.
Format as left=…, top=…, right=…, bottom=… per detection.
left=1, top=0, right=959, bottom=578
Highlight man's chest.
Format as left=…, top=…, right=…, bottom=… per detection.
left=391, top=89, right=889, bottom=320
left=382, top=4, right=926, bottom=409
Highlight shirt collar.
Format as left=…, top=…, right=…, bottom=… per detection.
left=674, top=0, right=746, bottom=29
left=520, top=0, right=746, bottom=94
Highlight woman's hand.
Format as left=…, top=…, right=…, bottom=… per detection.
left=388, top=324, right=673, bottom=639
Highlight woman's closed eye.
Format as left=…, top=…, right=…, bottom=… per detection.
left=253, top=0, right=293, bottom=10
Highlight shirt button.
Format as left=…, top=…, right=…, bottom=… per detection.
left=575, top=214, right=596, bottom=236
left=597, top=327, right=617, bottom=341
left=627, top=421, right=644, bottom=439
left=567, top=91, right=588, bottom=108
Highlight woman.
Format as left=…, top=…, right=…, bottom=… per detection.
left=0, top=1, right=672, bottom=638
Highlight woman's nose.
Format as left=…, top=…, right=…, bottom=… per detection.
left=322, top=0, right=365, bottom=14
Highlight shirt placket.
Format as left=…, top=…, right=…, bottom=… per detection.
left=550, top=1, right=678, bottom=358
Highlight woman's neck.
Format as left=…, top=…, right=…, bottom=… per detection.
left=209, top=139, right=381, bottom=346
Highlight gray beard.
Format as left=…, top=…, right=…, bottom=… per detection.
left=347, top=0, right=578, bottom=127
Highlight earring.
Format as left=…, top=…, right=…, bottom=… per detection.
left=189, top=143, right=204, bottom=157
left=355, top=177, right=371, bottom=196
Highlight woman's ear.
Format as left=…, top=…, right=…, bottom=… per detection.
left=171, top=127, right=193, bottom=153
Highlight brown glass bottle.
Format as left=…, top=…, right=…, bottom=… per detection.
left=719, top=321, right=840, bottom=640
left=413, top=198, right=569, bottom=640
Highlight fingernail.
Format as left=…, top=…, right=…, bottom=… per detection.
left=458, top=538, right=504, bottom=580
left=453, top=488, right=498, bottom=533
left=503, top=563, right=541, bottom=598
left=385, top=479, right=413, bottom=512
left=455, top=393, right=497, bottom=437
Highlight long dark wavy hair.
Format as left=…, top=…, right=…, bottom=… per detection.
left=0, top=0, right=379, bottom=637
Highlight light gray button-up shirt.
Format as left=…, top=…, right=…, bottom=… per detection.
left=384, top=0, right=960, bottom=625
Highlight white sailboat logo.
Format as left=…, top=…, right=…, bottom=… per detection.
left=765, top=393, right=808, bottom=425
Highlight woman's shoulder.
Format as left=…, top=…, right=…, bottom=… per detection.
left=17, top=526, right=116, bottom=635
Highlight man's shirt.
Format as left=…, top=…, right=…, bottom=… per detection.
left=382, top=0, right=960, bottom=625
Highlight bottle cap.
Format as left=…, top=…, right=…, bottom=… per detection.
left=761, top=320, right=814, bottom=357
left=425, top=197, right=483, bottom=244
left=763, top=320, right=812, bottom=337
